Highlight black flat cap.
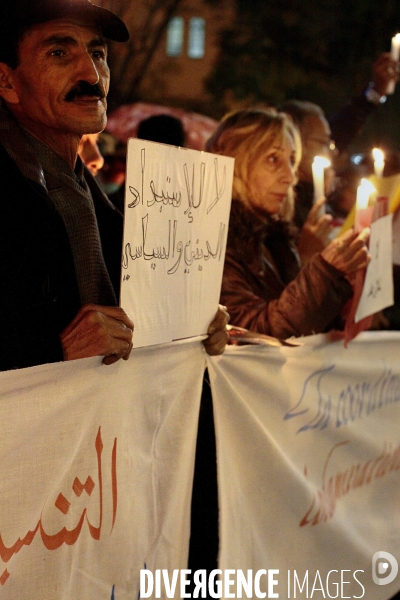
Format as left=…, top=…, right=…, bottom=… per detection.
left=2, top=0, right=129, bottom=43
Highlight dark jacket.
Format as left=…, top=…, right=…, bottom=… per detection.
left=0, top=142, right=123, bottom=371
left=328, top=93, right=377, bottom=154
left=220, top=200, right=353, bottom=339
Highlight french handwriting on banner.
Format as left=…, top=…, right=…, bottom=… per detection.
left=284, top=362, right=400, bottom=433
left=0, top=428, right=117, bottom=587
left=120, top=140, right=234, bottom=348
left=300, top=439, right=400, bottom=526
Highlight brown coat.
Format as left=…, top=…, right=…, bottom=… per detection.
left=220, top=200, right=353, bottom=339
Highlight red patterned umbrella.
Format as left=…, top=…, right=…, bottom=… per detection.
left=106, top=102, right=218, bottom=150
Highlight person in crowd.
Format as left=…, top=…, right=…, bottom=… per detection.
left=328, top=162, right=368, bottom=222
left=273, top=101, right=337, bottom=265
left=77, top=132, right=104, bottom=176
left=137, top=113, right=186, bottom=147
left=329, top=52, right=399, bottom=154
left=206, top=107, right=371, bottom=339
left=78, top=130, right=128, bottom=199
left=0, top=0, right=228, bottom=371
left=278, top=53, right=399, bottom=233
left=278, top=100, right=337, bottom=231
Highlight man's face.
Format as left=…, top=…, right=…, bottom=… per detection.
left=298, top=114, right=336, bottom=183
left=4, top=18, right=110, bottom=138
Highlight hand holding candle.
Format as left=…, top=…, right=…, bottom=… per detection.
left=372, top=147, right=385, bottom=178
left=312, top=156, right=331, bottom=204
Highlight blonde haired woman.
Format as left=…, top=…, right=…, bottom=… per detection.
left=206, top=108, right=370, bottom=338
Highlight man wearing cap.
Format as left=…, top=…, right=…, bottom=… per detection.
left=0, top=0, right=228, bottom=370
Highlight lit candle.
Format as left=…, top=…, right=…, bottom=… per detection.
left=391, top=33, right=400, bottom=60
left=312, top=156, right=331, bottom=203
left=356, top=178, right=375, bottom=212
left=387, top=33, right=400, bottom=94
left=372, top=147, right=385, bottom=178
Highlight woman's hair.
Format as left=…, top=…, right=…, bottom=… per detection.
left=206, top=107, right=301, bottom=221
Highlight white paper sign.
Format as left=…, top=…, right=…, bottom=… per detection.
left=355, top=213, right=394, bottom=322
left=392, top=208, right=400, bottom=266
left=120, top=139, right=234, bottom=348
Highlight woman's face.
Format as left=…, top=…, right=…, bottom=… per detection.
left=248, top=131, right=296, bottom=216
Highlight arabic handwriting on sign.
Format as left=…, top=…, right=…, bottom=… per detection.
left=207, top=158, right=226, bottom=214
left=148, top=180, right=182, bottom=212
left=126, top=149, right=228, bottom=221
left=183, top=161, right=205, bottom=216
left=128, top=186, right=140, bottom=209
left=375, top=239, right=380, bottom=260
left=122, top=216, right=226, bottom=275
left=0, top=427, right=117, bottom=586
left=367, top=278, right=382, bottom=299
left=141, top=148, right=145, bottom=206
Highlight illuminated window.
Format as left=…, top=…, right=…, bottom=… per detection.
left=187, top=17, right=205, bottom=59
left=166, top=17, right=184, bottom=56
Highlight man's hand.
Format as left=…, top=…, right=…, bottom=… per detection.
left=203, top=305, right=230, bottom=356
left=60, top=304, right=134, bottom=365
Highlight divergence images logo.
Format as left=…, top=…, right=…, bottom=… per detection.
left=372, top=552, right=398, bottom=586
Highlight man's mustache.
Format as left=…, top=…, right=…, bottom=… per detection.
left=65, top=81, right=105, bottom=101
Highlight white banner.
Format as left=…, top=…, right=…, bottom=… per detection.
left=207, top=332, right=400, bottom=600
left=3, top=331, right=400, bottom=599
left=0, top=341, right=205, bottom=599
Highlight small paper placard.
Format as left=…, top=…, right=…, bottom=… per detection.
left=392, top=209, right=400, bottom=266
left=355, top=213, right=394, bottom=322
left=120, top=139, right=234, bottom=348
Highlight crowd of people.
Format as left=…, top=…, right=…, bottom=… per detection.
left=2, top=0, right=396, bottom=363
left=1, top=0, right=400, bottom=596
left=78, top=59, right=400, bottom=342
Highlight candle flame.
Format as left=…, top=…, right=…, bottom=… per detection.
left=372, top=147, right=384, bottom=165
left=359, top=178, right=376, bottom=194
left=312, top=156, right=331, bottom=168
left=356, top=178, right=376, bottom=211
